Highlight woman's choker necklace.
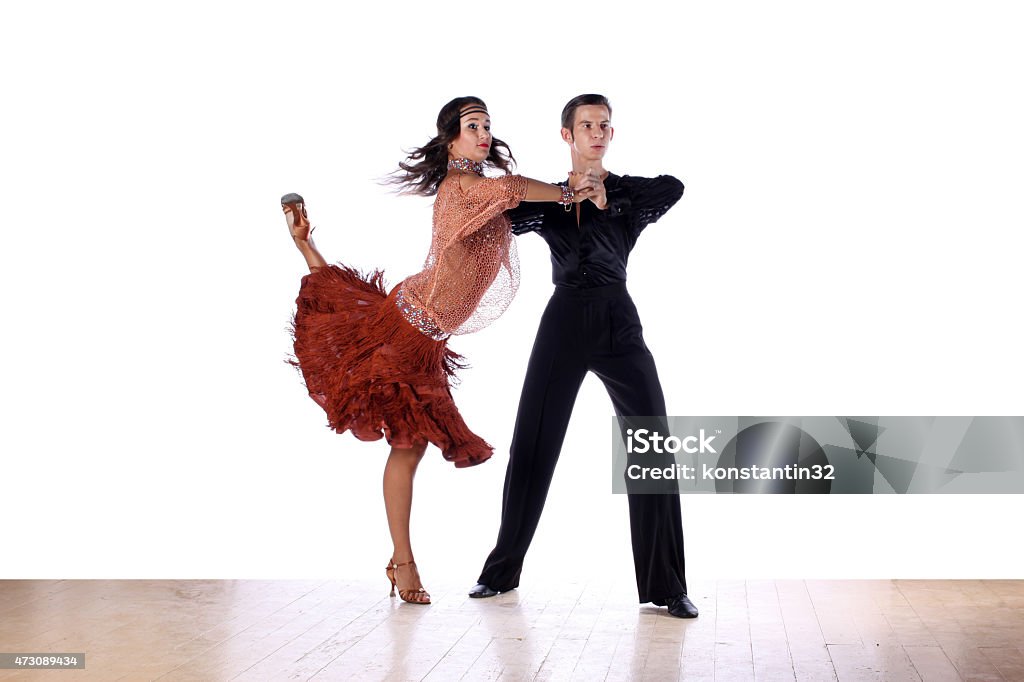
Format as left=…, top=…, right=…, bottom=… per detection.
left=448, top=158, right=484, bottom=176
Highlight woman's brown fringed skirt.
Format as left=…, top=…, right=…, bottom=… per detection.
left=290, top=264, right=492, bottom=467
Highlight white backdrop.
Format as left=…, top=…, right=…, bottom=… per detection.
left=1, top=1, right=1022, bottom=579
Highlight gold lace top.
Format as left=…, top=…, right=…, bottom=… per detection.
left=398, top=173, right=529, bottom=338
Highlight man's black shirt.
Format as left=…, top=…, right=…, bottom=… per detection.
left=504, top=172, right=684, bottom=288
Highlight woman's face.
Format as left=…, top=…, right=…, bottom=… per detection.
left=448, top=104, right=492, bottom=162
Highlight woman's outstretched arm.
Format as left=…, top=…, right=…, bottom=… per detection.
left=521, top=176, right=592, bottom=203
left=458, top=173, right=598, bottom=204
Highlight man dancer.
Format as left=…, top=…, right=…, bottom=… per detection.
left=469, top=95, right=697, bottom=618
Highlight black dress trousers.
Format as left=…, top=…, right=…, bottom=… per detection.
left=477, top=282, right=687, bottom=603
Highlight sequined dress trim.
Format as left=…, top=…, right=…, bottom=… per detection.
left=395, top=287, right=449, bottom=340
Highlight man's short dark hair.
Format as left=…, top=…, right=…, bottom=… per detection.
left=561, top=94, right=612, bottom=130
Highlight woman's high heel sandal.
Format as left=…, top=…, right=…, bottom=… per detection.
left=385, top=558, right=431, bottom=605
left=281, top=192, right=313, bottom=241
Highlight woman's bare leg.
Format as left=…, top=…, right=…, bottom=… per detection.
left=383, top=443, right=428, bottom=595
left=294, top=237, right=327, bottom=273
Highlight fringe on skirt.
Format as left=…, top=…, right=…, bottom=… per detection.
left=290, top=264, right=492, bottom=467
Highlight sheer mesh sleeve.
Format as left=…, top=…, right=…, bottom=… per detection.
left=486, top=173, right=530, bottom=204
left=464, top=174, right=529, bottom=227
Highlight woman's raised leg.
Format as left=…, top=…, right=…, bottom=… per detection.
left=282, top=193, right=328, bottom=272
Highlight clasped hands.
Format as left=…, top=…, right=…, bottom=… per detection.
left=567, top=169, right=608, bottom=210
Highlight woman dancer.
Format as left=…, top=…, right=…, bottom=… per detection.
left=283, top=96, right=595, bottom=604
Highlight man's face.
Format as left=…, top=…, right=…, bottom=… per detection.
left=562, top=104, right=613, bottom=162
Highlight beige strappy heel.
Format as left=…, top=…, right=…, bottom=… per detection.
left=385, top=558, right=431, bottom=605
left=281, top=193, right=313, bottom=241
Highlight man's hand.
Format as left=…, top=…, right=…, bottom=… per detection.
left=569, top=169, right=607, bottom=210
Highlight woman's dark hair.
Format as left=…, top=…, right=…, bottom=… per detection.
left=389, top=96, right=516, bottom=196
left=560, top=94, right=612, bottom=132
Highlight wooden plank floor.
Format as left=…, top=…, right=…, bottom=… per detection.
left=0, top=579, right=1021, bottom=680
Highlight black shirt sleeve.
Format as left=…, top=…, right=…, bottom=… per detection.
left=619, top=175, right=685, bottom=235
left=504, top=201, right=548, bottom=236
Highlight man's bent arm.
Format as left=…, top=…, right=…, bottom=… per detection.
left=620, top=175, right=685, bottom=234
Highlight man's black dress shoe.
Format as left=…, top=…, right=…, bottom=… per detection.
left=664, top=593, right=699, bottom=618
left=468, top=583, right=499, bottom=598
